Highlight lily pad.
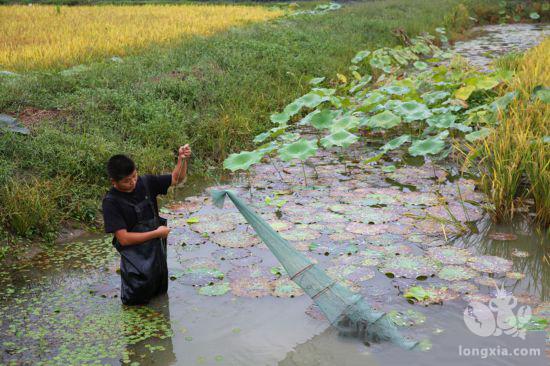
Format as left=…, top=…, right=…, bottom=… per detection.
left=280, top=228, right=321, bottom=241
left=230, top=255, right=263, bottom=267
left=212, top=248, right=251, bottom=261
left=267, top=220, right=294, bottom=232
left=408, top=134, right=446, bottom=156
left=437, top=265, right=478, bottom=281
left=180, top=258, right=225, bottom=286
left=395, top=101, right=432, bottom=122
left=448, top=281, right=478, bottom=294
left=211, top=231, right=260, bottom=248
left=223, top=151, right=263, bottom=172
left=427, top=246, right=472, bottom=265
left=366, top=110, right=401, bottom=129
left=320, top=129, right=359, bottom=148
left=347, top=207, right=398, bottom=224
left=330, top=115, right=360, bottom=131
left=463, top=293, right=492, bottom=304
left=310, top=109, right=338, bottom=130
left=380, top=255, right=439, bottom=279
left=271, top=278, right=304, bottom=298
left=381, top=85, right=411, bottom=96
left=278, top=139, right=318, bottom=162
left=198, top=282, right=230, bottom=296
left=351, top=50, right=371, bottom=64
left=231, top=276, right=273, bottom=298
left=426, top=113, right=457, bottom=129
left=467, top=255, right=513, bottom=273
left=465, top=128, right=492, bottom=142
left=345, top=223, right=389, bottom=235
left=413, top=61, right=428, bottom=70
left=189, top=215, right=237, bottom=234
left=298, top=92, right=327, bottom=109
left=387, top=309, right=426, bottom=327
left=366, top=234, right=402, bottom=246
left=404, top=284, right=459, bottom=304
left=422, top=91, right=450, bottom=105
left=381, top=134, right=411, bottom=152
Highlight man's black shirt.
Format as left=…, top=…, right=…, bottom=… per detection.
left=102, top=174, right=172, bottom=233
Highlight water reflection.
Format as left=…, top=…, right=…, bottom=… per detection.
left=458, top=218, right=549, bottom=301
left=126, top=294, right=177, bottom=365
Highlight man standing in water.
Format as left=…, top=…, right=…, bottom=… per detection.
left=102, top=145, right=191, bottom=305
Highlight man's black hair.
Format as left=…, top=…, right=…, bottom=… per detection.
left=107, top=155, right=136, bottom=181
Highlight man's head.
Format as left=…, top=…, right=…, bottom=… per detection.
left=107, top=155, right=137, bottom=192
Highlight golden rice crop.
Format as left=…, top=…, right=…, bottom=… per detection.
left=475, top=38, right=549, bottom=226
left=0, top=5, right=283, bottom=71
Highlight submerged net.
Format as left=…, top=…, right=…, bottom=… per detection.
left=212, top=190, right=418, bottom=349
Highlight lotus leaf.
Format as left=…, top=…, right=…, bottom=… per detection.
left=454, top=85, right=476, bottom=100
left=283, top=101, right=302, bottom=116
left=421, top=90, right=449, bottom=105
left=530, top=11, right=540, bottom=19
left=408, top=134, right=446, bottom=156
left=395, top=101, right=432, bottom=122
left=380, top=255, right=439, bottom=279
left=465, top=128, right=492, bottom=142
left=381, top=85, right=410, bottom=96
left=310, top=110, right=338, bottom=130
left=230, top=276, right=273, bottom=298
left=370, top=54, right=392, bottom=70
left=351, top=50, right=371, bottom=64
left=198, top=282, right=230, bottom=296
left=387, top=309, right=426, bottom=327
left=223, top=151, right=263, bottom=172
left=330, top=114, right=360, bottom=131
left=467, top=255, right=513, bottom=273
left=427, top=246, right=471, bottom=265
left=278, top=139, right=318, bottom=162
left=270, top=112, right=290, bottom=124
left=321, top=129, right=359, bottom=148
left=381, top=134, right=411, bottom=152
left=437, top=265, right=478, bottom=281
left=271, top=278, right=304, bottom=298
left=426, top=113, right=456, bottom=128
left=212, top=248, right=251, bottom=261
left=413, top=61, right=428, bottom=70
left=366, top=110, right=401, bottom=129
left=298, top=92, right=327, bottom=109
left=360, top=92, right=386, bottom=110
left=211, top=231, right=260, bottom=248
left=309, top=77, right=325, bottom=85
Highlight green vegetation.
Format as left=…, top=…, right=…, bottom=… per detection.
left=0, top=0, right=497, bottom=242
left=469, top=39, right=549, bottom=226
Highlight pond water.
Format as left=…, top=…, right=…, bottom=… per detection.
left=452, top=23, right=550, bottom=71
left=1, top=23, right=549, bottom=366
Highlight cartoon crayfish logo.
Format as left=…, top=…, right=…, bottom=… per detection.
left=463, top=282, right=532, bottom=339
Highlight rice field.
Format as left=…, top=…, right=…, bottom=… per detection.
left=0, top=4, right=283, bottom=71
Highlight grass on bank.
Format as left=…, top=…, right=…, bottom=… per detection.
left=472, top=38, right=549, bottom=227
left=0, top=0, right=497, bottom=240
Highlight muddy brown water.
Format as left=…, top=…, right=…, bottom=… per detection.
left=1, top=24, right=549, bottom=366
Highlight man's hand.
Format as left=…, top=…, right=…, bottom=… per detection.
left=155, top=226, right=171, bottom=238
left=178, top=144, right=192, bottom=160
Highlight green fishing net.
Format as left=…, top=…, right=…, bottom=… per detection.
left=212, top=190, right=417, bottom=349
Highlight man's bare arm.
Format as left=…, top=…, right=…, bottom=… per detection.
left=115, top=226, right=170, bottom=246
left=171, top=144, right=191, bottom=186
